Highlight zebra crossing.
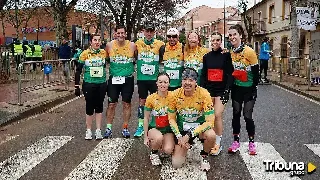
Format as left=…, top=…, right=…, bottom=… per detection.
left=0, top=135, right=319, bottom=180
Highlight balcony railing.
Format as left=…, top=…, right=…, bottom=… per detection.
left=253, top=21, right=266, bottom=34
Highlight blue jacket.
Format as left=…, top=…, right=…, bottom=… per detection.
left=58, top=43, right=71, bottom=59
left=259, top=42, right=270, bottom=60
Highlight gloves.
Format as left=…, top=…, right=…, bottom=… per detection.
left=220, top=90, right=230, bottom=105
left=252, top=86, right=258, bottom=100
left=75, top=86, right=81, bottom=96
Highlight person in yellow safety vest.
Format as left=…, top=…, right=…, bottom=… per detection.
left=11, top=40, right=24, bottom=70
left=33, top=41, right=43, bottom=69
left=23, top=41, right=35, bottom=71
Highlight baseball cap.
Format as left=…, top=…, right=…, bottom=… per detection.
left=167, top=28, right=179, bottom=35
left=145, top=23, right=155, bottom=31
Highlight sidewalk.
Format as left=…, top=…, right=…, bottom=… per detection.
left=0, top=82, right=75, bottom=126
left=267, top=71, right=320, bottom=101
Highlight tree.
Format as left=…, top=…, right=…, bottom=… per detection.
left=238, top=0, right=253, bottom=44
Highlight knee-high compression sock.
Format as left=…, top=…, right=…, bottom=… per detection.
left=138, top=106, right=144, bottom=127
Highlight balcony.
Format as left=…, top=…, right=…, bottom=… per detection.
left=253, top=21, right=266, bottom=35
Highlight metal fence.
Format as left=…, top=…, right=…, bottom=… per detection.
left=17, top=59, right=77, bottom=105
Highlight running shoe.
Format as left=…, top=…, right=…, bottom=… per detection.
left=134, top=126, right=144, bottom=137
left=95, top=129, right=103, bottom=140
left=249, top=142, right=257, bottom=155
left=200, top=156, right=210, bottom=171
left=150, top=153, right=161, bottom=166
left=210, top=144, right=223, bottom=156
left=122, top=128, right=130, bottom=138
left=104, top=128, right=112, bottom=138
left=228, top=141, right=240, bottom=153
left=85, top=129, right=92, bottom=140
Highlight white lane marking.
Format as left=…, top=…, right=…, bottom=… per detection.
left=160, top=140, right=207, bottom=180
left=64, top=138, right=134, bottom=180
left=272, top=84, right=320, bottom=105
left=0, top=135, right=19, bottom=146
left=0, top=136, right=73, bottom=180
left=240, top=142, right=300, bottom=180
left=305, top=144, right=320, bottom=157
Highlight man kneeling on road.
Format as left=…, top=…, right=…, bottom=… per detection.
left=168, top=68, right=216, bottom=171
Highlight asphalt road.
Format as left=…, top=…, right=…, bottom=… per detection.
left=0, top=84, right=319, bottom=180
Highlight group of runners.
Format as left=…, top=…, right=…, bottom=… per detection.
left=74, top=23, right=259, bottom=171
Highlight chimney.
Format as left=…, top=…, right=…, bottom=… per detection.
left=254, top=0, right=256, bottom=5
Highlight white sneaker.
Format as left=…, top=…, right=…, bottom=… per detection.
left=95, top=129, right=103, bottom=140
left=85, top=129, right=92, bottom=140
left=150, top=153, right=162, bottom=166
left=200, top=156, right=210, bottom=171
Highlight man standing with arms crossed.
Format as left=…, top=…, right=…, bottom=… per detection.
left=104, top=25, right=137, bottom=138
left=134, top=23, right=165, bottom=137
left=159, top=28, right=184, bottom=91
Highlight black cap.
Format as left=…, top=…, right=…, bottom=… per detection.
left=145, top=23, right=155, bottom=31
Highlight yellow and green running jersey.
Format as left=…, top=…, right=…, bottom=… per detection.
left=168, top=87, right=215, bottom=137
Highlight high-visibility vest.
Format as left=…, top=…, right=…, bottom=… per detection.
left=25, top=45, right=33, bottom=57
left=33, top=45, right=42, bottom=58
left=14, top=44, right=23, bottom=55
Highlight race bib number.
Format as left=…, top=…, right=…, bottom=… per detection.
left=166, top=70, right=179, bottom=80
left=141, top=64, right=155, bottom=75
left=208, top=69, right=223, bottom=82
left=183, top=122, right=200, bottom=132
left=155, top=115, right=169, bottom=128
left=90, top=67, right=103, bottom=77
left=112, top=76, right=125, bottom=84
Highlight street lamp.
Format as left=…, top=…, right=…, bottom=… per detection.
left=86, top=22, right=91, bottom=44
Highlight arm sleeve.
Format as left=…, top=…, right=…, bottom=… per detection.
left=192, top=91, right=215, bottom=137
left=75, top=51, right=86, bottom=85
left=225, top=53, right=234, bottom=91
left=159, top=45, right=165, bottom=63
left=168, top=91, right=181, bottom=136
left=248, top=49, right=259, bottom=87
left=144, top=95, right=153, bottom=111
left=200, top=55, right=208, bottom=88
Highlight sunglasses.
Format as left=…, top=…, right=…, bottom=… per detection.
left=167, top=35, right=178, bottom=39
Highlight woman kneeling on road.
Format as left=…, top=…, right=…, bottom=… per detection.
left=144, top=72, right=175, bottom=166
left=75, top=34, right=108, bottom=140
left=168, top=68, right=216, bottom=171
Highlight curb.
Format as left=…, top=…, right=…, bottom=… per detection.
left=270, top=80, right=320, bottom=103
left=0, top=92, right=77, bottom=127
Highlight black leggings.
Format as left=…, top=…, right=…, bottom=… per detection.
left=82, top=82, right=107, bottom=116
left=259, top=60, right=268, bottom=79
left=231, top=85, right=256, bottom=136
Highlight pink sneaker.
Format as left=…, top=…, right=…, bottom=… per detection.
left=228, top=141, right=240, bottom=153
left=249, top=142, right=257, bottom=155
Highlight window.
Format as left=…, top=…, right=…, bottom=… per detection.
left=280, top=36, right=288, bottom=58
left=254, top=42, right=259, bottom=53
left=282, top=0, right=291, bottom=20
left=269, top=38, right=274, bottom=52
left=269, top=4, right=275, bottom=24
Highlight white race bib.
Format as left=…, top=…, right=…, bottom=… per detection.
left=112, top=76, right=125, bottom=84
left=90, top=67, right=103, bottom=77
left=141, top=64, right=155, bottom=75
left=166, top=70, right=179, bottom=80
left=183, top=122, right=200, bottom=132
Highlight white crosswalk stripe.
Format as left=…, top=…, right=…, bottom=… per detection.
left=160, top=141, right=207, bottom=180
left=0, top=136, right=73, bottom=180
left=64, top=138, right=134, bottom=180
left=239, top=142, right=300, bottom=180
left=1, top=136, right=319, bottom=180
left=305, top=144, right=320, bottom=158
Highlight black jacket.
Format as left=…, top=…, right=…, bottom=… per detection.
left=200, top=48, right=234, bottom=92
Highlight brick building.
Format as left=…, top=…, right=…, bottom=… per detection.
left=1, top=7, right=103, bottom=47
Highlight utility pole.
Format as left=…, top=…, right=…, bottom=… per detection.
left=100, top=0, right=104, bottom=41
left=14, top=0, right=18, bottom=39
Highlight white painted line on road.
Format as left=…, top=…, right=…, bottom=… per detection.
left=240, top=142, right=300, bottom=180
left=0, top=135, right=19, bottom=146
left=305, top=144, right=320, bottom=157
left=160, top=141, right=207, bottom=180
left=64, top=138, right=134, bottom=180
left=272, top=84, right=320, bottom=106
left=0, top=136, right=73, bottom=180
